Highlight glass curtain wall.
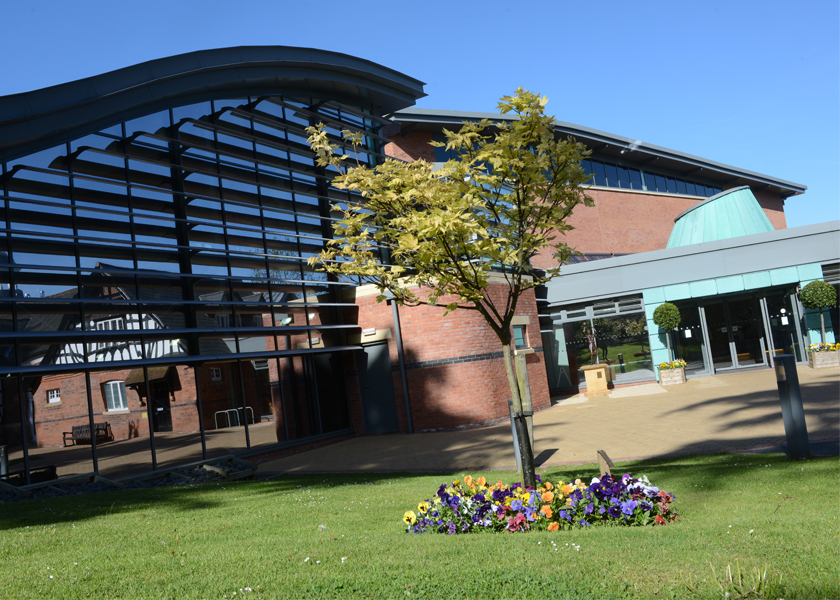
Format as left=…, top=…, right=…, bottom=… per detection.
left=1, top=94, right=380, bottom=484
left=542, top=298, right=654, bottom=391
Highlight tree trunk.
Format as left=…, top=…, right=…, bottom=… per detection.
left=666, top=330, right=672, bottom=362
left=820, top=309, right=826, bottom=344
left=502, top=344, right=536, bottom=488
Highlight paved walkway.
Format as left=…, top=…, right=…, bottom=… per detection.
left=9, top=365, right=838, bottom=482
left=259, top=365, right=839, bottom=474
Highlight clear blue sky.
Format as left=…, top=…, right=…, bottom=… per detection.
left=1, top=0, right=837, bottom=227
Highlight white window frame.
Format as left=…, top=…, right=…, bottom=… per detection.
left=47, top=388, right=61, bottom=403
left=103, top=380, right=128, bottom=411
left=210, top=367, right=223, bottom=382
left=95, top=317, right=125, bottom=351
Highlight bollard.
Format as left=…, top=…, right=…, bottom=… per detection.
left=774, top=354, right=810, bottom=460
left=617, top=353, right=626, bottom=374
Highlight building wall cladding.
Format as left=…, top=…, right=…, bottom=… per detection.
left=384, top=131, right=789, bottom=264
left=344, top=284, right=550, bottom=432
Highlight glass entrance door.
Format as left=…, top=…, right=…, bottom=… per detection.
left=728, top=296, right=766, bottom=367
left=701, top=294, right=769, bottom=372
left=703, top=301, right=734, bottom=370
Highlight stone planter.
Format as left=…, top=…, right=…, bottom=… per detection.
left=659, top=366, right=686, bottom=385
left=808, top=350, right=840, bottom=369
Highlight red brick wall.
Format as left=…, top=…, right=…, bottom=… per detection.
left=383, top=130, right=436, bottom=163
left=30, top=363, right=264, bottom=448
left=384, top=131, right=789, bottom=269
left=345, top=282, right=550, bottom=432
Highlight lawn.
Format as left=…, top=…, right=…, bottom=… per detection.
left=0, top=453, right=837, bottom=599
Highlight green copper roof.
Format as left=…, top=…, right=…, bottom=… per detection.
left=666, top=186, right=775, bottom=248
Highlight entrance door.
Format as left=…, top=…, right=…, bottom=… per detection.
left=357, top=342, right=399, bottom=433
left=701, top=295, right=768, bottom=373
left=151, top=381, right=173, bottom=433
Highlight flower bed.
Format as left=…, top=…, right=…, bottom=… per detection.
left=807, top=343, right=839, bottom=352
left=403, top=473, right=677, bottom=534
left=658, top=359, right=687, bottom=370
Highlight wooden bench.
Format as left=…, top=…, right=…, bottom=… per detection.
left=63, top=423, right=112, bottom=447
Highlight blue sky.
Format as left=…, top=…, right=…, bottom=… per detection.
left=1, top=0, right=837, bottom=227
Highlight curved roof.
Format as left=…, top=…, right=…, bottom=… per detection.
left=0, top=46, right=426, bottom=161
left=666, top=186, right=775, bottom=248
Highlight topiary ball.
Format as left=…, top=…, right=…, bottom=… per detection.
left=652, top=302, right=681, bottom=331
left=800, top=280, right=837, bottom=310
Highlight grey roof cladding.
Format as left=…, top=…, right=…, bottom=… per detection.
left=392, top=108, right=807, bottom=197
left=543, top=220, right=840, bottom=307
left=0, top=46, right=427, bottom=162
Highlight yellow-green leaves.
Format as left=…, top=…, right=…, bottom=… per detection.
left=306, top=89, right=591, bottom=341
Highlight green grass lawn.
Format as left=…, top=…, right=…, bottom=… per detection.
left=0, top=453, right=837, bottom=599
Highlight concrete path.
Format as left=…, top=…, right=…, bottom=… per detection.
left=259, top=365, right=839, bottom=474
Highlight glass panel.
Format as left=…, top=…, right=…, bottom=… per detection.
left=685, top=181, right=697, bottom=196
left=13, top=374, right=96, bottom=483
left=655, top=174, right=667, bottom=194
left=150, top=365, right=206, bottom=470
left=629, top=169, right=643, bottom=190
left=593, top=314, right=654, bottom=384
left=676, top=179, right=687, bottom=195
left=643, top=171, right=656, bottom=192
left=566, top=320, right=596, bottom=386
left=198, top=362, right=248, bottom=457
left=617, top=166, right=630, bottom=189
left=592, top=161, right=607, bottom=187
left=765, top=290, right=804, bottom=362
left=604, top=163, right=618, bottom=188
left=728, top=296, right=766, bottom=367
left=543, top=326, right=574, bottom=391
left=666, top=177, right=677, bottom=194
left=672, top=300, right=708, bottom=377
left=703, top=301, right=734, bottom=369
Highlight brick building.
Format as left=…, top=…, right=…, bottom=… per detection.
left=0, top=47, right=835, bottom=485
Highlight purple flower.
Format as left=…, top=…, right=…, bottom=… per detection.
left=599, top=505, right=607, bottom=515
left=584, top=502, right=594, bottom=515
left=578, top=519, right=591, bottom=527
left=608, top=506, right=622, bottom=518
left=559, top=510, right=572, bottom=521
left=621, top=500, right=638, bottom=515
left=447, top=522, right=456, bottom=535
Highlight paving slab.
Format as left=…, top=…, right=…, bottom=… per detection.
left=259, top=365, right=839, bottom=475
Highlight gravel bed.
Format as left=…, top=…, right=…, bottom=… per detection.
left=0, top=461, right=254, bottom=503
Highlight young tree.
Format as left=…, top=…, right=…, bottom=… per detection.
left=800, top=280, right=837, bottom=344
left=306, top=88, right=593, bottom=487
left=652, top=303, right=681, bottom=362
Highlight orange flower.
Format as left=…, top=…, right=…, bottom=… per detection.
left=464, top=475, right=473, bottom=488
left=541, top=491, right=555, bottom=502
left=561, top=484, right=572, bottom=495
left=476, top=476, right=487, bottom=487
left=565, top=498, right=572, bottom=506
left=540, top=505, right=553, bottom=518
left=543, top=481, right=553, bottom=491
left=495, top=481, right=505, bottom=489
left=547, top=522, right=559, bottom=532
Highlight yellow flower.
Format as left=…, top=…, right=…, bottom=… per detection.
left=418, top=502, right=429, bottom=514
left=574, top=479, right=582, bottom=486
left=453, top=480, right=461, bottom=487
left=403, top=511, right=417, bottom=525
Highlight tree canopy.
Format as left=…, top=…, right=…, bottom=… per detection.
left=306, top=88, right=592, bottom=345
left=306, top=88, right=593, bottom=485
